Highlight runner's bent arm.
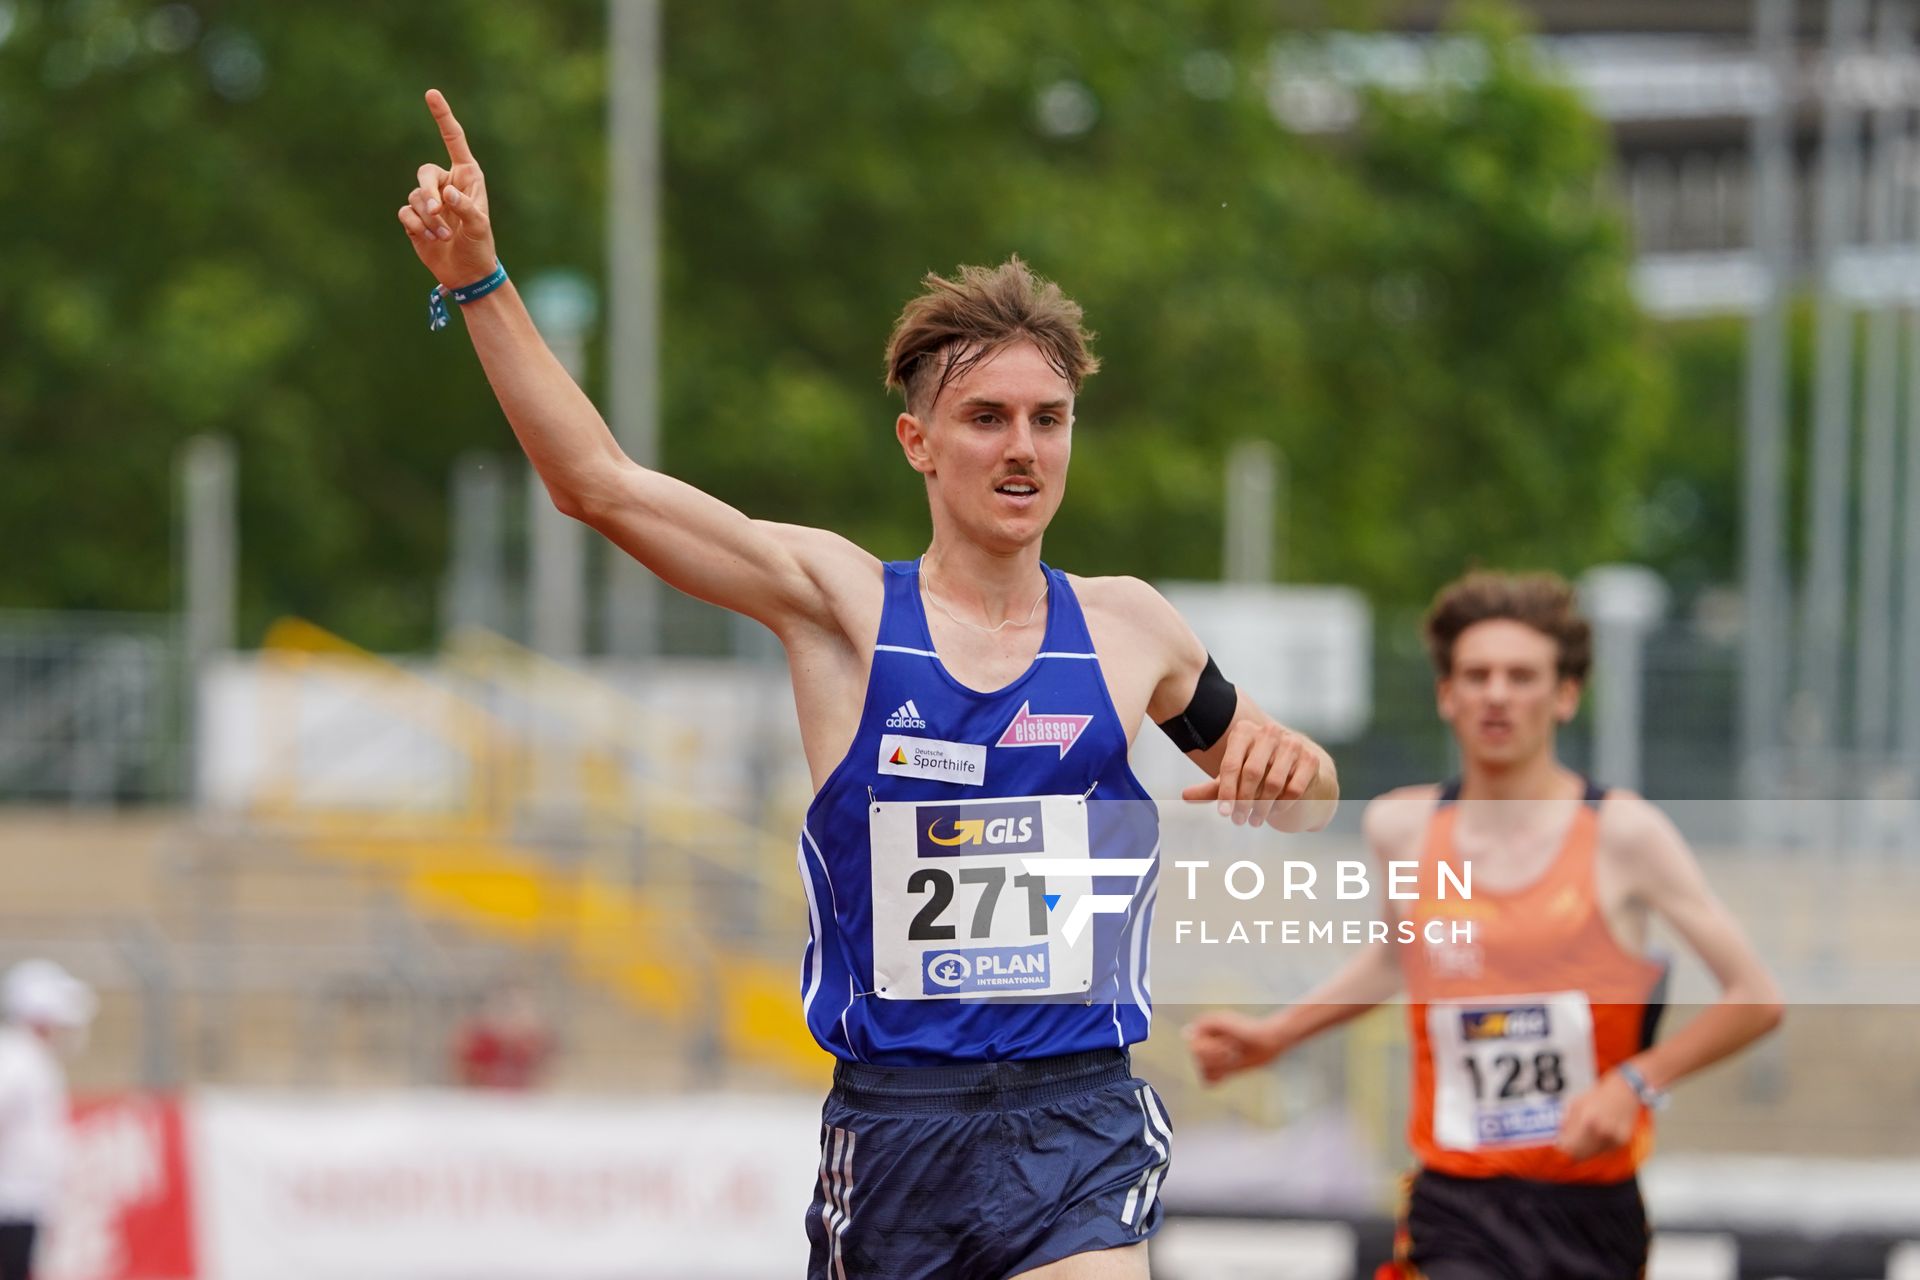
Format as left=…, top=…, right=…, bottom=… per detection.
left=1131, top=581, right=1339, bottom=832
left=1187, top=795, right=1413, bottom=1083
left=1604, top=795, right=1785, bottom=1092
left=1178, top=687, right=1339, bottom=833
left=456, top=285, right=868, bottom=634
left=1248, top=792, right=1420, bottom=1047
left=1556, top=795, right=1784, bottom=1159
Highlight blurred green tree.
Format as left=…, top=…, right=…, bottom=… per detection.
left=0, top=0, right=1667, bottom=648
left=664, top=1, right=1665, bottom=608
left=0, top=0, right=604, bottom=645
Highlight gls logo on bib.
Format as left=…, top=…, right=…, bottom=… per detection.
left=916, top=800, right=1045, bottom=857
left=1461, top=1005, right=1551, bottom=1041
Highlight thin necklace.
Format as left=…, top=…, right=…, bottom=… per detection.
left=921, top=558, right=1048, bottom=635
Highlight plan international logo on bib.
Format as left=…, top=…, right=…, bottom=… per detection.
left=922, top=945, right=1050, bottom=995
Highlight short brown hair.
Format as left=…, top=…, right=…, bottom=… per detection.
left=1423, top=571, right=1592, bottom=682
left=883, top=256, right=1100, bottom=416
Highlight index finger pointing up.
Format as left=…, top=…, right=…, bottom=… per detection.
left=425, top=88, right=477, bottom=165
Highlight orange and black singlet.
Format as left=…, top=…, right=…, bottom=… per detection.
left=1398, top=779, right=1667, bottom=1185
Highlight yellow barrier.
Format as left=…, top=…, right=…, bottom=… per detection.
left=250, top=617, right=828, bottom=1082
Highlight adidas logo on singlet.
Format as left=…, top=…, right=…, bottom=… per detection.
left=885, top=699, right=928, bottom=730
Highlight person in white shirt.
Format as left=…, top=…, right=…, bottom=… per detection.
left=0, top=961, right=96, bottom=1280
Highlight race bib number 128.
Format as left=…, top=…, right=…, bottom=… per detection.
left=868, top=794, right=1094, bottom=1000
left=1427, top=991, right=1598, bottom=1150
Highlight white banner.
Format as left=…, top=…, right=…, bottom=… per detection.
left=191, top=1091, right=823, bottom=1280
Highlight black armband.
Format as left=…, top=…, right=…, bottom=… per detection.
left=1157, top=653, right=1238, bottom=753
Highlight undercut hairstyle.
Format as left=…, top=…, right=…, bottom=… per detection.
left=1422, top=571, right=1593, bottom=684
left=883, top=255, right=1100, bottom=417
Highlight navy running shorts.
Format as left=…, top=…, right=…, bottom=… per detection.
left=806, top=1048, right=1172, bottom=1280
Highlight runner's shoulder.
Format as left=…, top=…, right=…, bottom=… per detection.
left=1068, top=572, right=1166, bottom=611
left=1068, top=574, right=1189, bottom=645
left=1592, top=787, right=1687, bottom=867
left=1362, top=784, right=1443, bottom=859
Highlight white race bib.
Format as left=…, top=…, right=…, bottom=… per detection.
left=868, top=794, right=1095, bottom=1001
left=1427, top=991, right=1597, bottom=1150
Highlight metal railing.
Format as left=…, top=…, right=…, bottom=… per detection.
left=0, top=611, right=184, bottom=805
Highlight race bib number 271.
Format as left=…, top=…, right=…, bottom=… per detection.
left=868, top=794, right=1096, bottom=1001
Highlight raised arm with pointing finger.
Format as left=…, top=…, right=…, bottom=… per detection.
left=397, top=90, right=872, bottom=654
left=395, top=87, right=1335, bottom=825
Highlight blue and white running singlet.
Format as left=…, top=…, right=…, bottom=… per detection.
left=796, top=559, right=1160, bottom=1065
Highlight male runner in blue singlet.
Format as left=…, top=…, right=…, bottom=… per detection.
left=399, top=90, right=1339, bottom=1279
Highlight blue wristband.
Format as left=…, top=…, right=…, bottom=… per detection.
left=427, top=261, right=508, bottom=332
left=1617, top=1061, right=1669, bottom=1111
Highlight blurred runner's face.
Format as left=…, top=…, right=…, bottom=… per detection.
left=1437, top=619, right=1580, bottom=769
left=917, top=340, right=1072, bottom=553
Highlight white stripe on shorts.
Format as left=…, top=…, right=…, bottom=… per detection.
left=818, top=1124, right=856, bottom=1280
left=1139, top=1087, right=1172, bottom=1228
left=836, top=1126, right=856, bottom=1278
left=817, top=1127, right=842, bottom=1279
left=1120, top=1087, right=1171, bottom=1232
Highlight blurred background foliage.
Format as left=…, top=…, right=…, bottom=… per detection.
left=1, top=0, right=1741, bottom=649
